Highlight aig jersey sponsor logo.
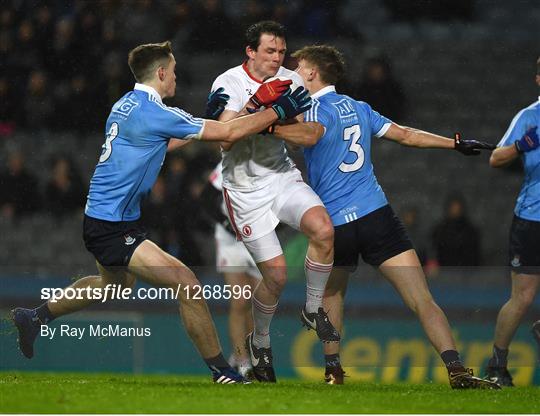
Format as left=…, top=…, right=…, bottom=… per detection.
left=332, top=98, right=357, bottom=120
left=113, top=98, right=139, bottom=117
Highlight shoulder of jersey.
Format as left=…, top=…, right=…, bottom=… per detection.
left=525, top=100, right=540, bottom=113
left=216, top=64, right=245, bottom=81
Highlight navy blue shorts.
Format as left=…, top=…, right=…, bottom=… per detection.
left=509, top=215, right=540, bottom=275
left=83, top=214, right=147, bottom=268
left=334, top=205, right=414, bottom=270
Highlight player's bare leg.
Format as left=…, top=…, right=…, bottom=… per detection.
left=11, top=266, right=135, bottom=359
left=251, top=254, right=286, bottom=342
left=301, top=206, right=334, bottom=265
left=299, top=206, right=340, bottom=342
left=492, top=273, right=539, bottom=349
left=127, top=240, right=222, bottom=359
left=224, top=271, right=255, bottom=374
left=128, top=240, right=247, bottom=383
left=245, top=254, right=286, bottom=382
left=379, top=250, right=456, bottom=353
left=48, top=266, right=136, bottom=317
left=486, top=272, right=539, bottom=386
left=322, top=268, right=349, bottom=384
left=380, top=249, right=499, bottom=389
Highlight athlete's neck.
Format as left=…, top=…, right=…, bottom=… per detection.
left=244, top=60, right=271, bottom=83
left=306, top=80, right=329, bottom=96
left=144, top=80, right=167, bottom=99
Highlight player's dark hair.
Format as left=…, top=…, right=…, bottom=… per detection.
left=537, top=56, right=540, bottom=75
left=128, top=41, right=173, bottom=83
left=292, top=45, right=346, bottom=85
left=245, top=21, right=286, bottom=51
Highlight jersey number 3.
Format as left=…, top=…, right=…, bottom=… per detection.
left=339, top=124, right=364, bottom=172
left=99, top=122, right=119, bottom=163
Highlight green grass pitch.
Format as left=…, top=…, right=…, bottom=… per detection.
left=0, top=372, right=537, bottom=413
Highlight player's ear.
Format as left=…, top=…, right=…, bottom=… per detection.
left=157, top=67, right=165, bottom=82
left=246, top=46, right=256, bottom=60
left=308, top=67, right=316, bottom=82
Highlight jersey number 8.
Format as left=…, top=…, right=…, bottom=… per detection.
left=99, top=122, right=119, bottom=163
left=339, top=124, right=364, bottom=173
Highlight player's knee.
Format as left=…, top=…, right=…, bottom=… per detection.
left=171, top=267, right=200, bottom=292
left=309, top=215, right=334, bottom=243
left=318, top=221, right=335, bottom=246
left=514, top=288, right=536, bottom=308
left=263, top=272, right=287, bottom=296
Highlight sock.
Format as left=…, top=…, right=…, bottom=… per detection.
left=304, top=256, right=333, bottom=313
left=252, top=295, right=278, bottom=348
left=325, top=353, right=341, bottom=368
left=204, top=353, right=231, bottom=372
left=35, top=302, right=56, bottom=324
left=440, top=350, right=464, bottom=372
left=487, top=345, right=509, bottom=368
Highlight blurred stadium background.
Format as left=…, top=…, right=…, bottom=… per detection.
left=0, top=0, right=539, bottom=385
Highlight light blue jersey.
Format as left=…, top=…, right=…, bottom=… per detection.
left=304, top=86, right=392, bottom=226
left=497, top=97, right=540, bottom=222
left=85, top=83, right=204, bottom=222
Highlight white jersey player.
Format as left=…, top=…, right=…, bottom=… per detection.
left=209, top=21, right=339, bottom=382
left=206, top=162, right=261, bottom=378
left=209, top=162, right=261, bottom=278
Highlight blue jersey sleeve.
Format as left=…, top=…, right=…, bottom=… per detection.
left=367, top=104, right=392, bottom=138
left=304, top=99, right=332, bottom=136
left=146, top=103, right=205, bottom=140
left=498, top=108, right=537, bottom=147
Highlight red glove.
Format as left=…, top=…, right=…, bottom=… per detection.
left=249, top=78, right=292, bottom=108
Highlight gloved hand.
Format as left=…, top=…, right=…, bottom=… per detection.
left=454, top=133, right=496, bottom=156
left=205, top=87, right=230, bottom=120
left=515, top=126, right=539, bottom=153
left=271, top=86, right=312, bottom=120
left=249, top=78, right=292, bottom=108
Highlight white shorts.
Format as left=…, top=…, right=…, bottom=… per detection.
left=215, top=224, right=262, bottom=278
left=222, top=168, right=324, bottom=242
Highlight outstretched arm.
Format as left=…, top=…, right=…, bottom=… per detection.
left=383, top=124, right=455, bottom=148
left=201, top=87, right=312, bottom=144
left=202, top=108, right=278, bottom=143
left=383, top=123, right=495, bottom=155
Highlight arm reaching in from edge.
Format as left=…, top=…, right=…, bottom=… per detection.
left=271, top=119, right=325, bottom=147
left=383, top=124, right=495, bottom=155
left=201, top=87, right=312, bottom=143
left=490, top=126, right=538, bottom=168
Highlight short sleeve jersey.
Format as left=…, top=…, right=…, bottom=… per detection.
left=211, top=63, right=304, bottom=191
left=303, top=86, right=392, bottom=226
left=85, top=83, right=204, bottom=222
left=497, top=97, right=540, bottom=221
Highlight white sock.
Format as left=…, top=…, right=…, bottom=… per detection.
left=305, top=256, right=333, bottom=313
left=251, top=295, right=278, bottom=348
